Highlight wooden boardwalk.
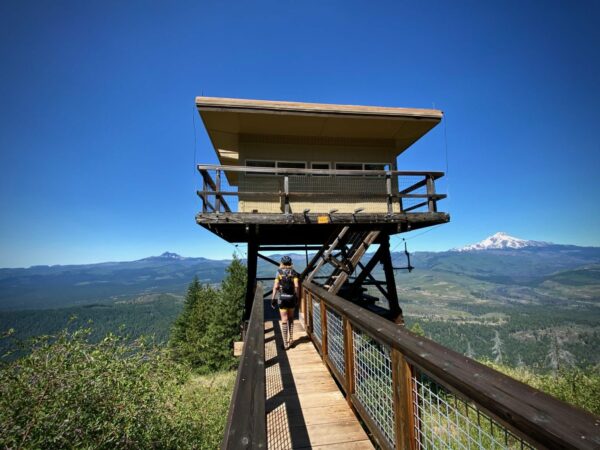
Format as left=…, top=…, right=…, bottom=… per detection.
left=264, top=309, right=373, bottom=449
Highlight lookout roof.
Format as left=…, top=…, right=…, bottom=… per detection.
left=196, top=96, right=443, bottom=165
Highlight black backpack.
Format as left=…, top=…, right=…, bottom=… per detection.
left=279, top=269, right=296, bottom=296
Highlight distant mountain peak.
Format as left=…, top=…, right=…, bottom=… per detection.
left=142, top=252, right=185, bottom=261
left=453, top=232, right=552, bottom=252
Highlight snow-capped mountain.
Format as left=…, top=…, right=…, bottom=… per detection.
left=453, top=232, right=552, bottom=252
left=141, top=252, right=186, bottom=261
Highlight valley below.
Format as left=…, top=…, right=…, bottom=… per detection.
left=1, top=238, right=599, bottom=372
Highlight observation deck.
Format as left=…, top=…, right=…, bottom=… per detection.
left=196, top=164, right=449, bottom=245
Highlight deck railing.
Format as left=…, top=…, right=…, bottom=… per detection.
left=197, top=164, right=446, bottom=215
left=302, top=281, right=600, bottom=450
left=221, top=285, right=266, bottom=450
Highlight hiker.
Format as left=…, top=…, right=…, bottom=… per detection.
left=271, top=255, right=300, bottom=350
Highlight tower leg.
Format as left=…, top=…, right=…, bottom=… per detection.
left=380, top=234, right=404, bottom=324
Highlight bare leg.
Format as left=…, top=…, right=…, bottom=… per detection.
left=279, top=308, right=289, bottom=349
left=288, top=308, right=295, bottom=347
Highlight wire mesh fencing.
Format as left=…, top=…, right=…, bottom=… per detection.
left=326, top=309, right=345, bottom=376
left=300, top=284, right=592, bottom=450
left=352, top=327, right=396, bottom=448
left=311, top=297, right=322, bottom=346
left=198, top=166, right=443, bottom=214
left=412, top=370, right=535, bottom=450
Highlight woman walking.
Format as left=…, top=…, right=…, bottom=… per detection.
left=271, top=255, right=300, bottom=350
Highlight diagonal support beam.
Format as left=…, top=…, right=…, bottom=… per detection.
left=306, top=226, right=350, bottom=282
left=355, top=260, right=389, bottom=299
left=257, top=252, right=280, bottom=267
left=329, top=230, right=380, bottom=294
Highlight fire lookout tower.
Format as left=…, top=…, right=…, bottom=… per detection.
left=195, top=97, right=599, bottom=450
left=195, top=96, right=449, bottom=323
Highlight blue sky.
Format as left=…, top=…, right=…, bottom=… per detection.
left=1, top=1, right=599, bottom=267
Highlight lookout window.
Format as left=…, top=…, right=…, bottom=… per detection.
left=311, top=162, right=330, bottom=176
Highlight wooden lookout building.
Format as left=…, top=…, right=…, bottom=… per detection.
left=194, top=97, right=599, bottom=450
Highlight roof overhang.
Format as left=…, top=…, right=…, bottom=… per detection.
left=196, top=96, right=443, bottom=167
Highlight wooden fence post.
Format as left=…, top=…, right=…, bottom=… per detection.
left=426, top=175, right=437, bottom=213
left=392, top=349, right=416, bottom=450
left=215, top=169, right=221, bottom=212
left=343, top=318, right=355, bottom=408
left=321, top=300, right=328, bottom=357
left=284, top=175, right=290, bottom=214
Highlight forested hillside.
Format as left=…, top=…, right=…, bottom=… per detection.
left=0, top=259, right=247, bottom=449
left=1, top=243, right=598, bottom=372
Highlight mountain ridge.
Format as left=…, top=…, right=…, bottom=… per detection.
left=1, top=239, right=599, bottom=311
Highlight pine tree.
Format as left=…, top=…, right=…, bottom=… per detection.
left=546, top=332, right=575, bottom=378
left=170, top=276, right=201, bottom=360
left=169, top=258, right=248, bottom=372
left=409, top=322, right=425, bottom=337
left=491, top=330, right=504, bottom=364
left=202, top=256, right=247, bottom=372
left=466, top=341, right=475, bottom=359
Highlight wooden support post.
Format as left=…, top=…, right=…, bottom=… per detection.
left=343, top=317, right=355, bottom=408
left=380, top=234, right=403, bottom=323
left=386, top=173, right=393, bottom=214
left=392, top=349, right=416, bottom=450
left=215, top=169, right=221, bottom=212
left=243, top=229, right=258, bottom=321
left=426, top=175, right=437, bottom=213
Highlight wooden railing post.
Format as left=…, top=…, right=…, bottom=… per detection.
left=392, top=349, right=416, bottom=450
left=215, top=169, right=222, bottom=212
left=343, top=317, right=355, bottom=408
left=307, top=292, right=313, bottom=335
left=397, top=174, right=404, bottom=213
left=283, top=175, right=290, bottom=214
left=321, top=300, right=328, bottom=357
left=202, top=174, right=207, bottom=213
left=300, top=286, right=306, bottom=329
left=426, top=174, right=437, bottom=213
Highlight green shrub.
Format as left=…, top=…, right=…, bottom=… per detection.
left=0, top=328, right=234, bottom=449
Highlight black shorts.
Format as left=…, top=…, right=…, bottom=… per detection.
left=278, top=294, right=297, bottom=309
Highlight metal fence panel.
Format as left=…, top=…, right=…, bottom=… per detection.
left=326, top=309, right=345, bottom=376
left=412, top=371, right=535, bottom=450
left=312, top=297, right=322, bottom=345
left=353, top=327, right=395, bottom=447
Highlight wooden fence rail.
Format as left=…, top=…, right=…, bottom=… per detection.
left=302, top=281, right=600, bottom=450
left=221, top=285, right=266, bottom=450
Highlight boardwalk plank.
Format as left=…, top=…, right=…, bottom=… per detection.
left=265, top=317, right=373, bottom=450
